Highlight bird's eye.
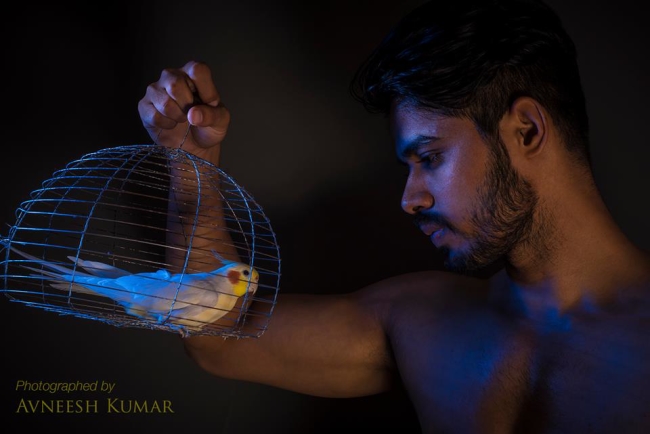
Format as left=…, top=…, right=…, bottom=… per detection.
left=243, top=269, right=250, bottom=276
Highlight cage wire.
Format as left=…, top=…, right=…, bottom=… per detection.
left=0, top=144, right=281, bottom=338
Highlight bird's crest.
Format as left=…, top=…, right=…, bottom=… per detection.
left=210, top=249, right=238, bottom=267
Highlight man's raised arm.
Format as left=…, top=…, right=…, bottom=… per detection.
left=136, top=61, right=397, bottom=398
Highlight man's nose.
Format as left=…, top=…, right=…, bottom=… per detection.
left=401, top=171, right=434, bottom=215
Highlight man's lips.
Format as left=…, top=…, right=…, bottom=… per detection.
left=418, top=223, right=447, bottom=246
left=418, top=224, right=443, bottom=237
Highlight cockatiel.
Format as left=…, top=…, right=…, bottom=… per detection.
left=10, top=246, right=259, bottom=335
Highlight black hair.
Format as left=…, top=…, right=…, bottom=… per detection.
left=350, top=0, right=591, bottom=165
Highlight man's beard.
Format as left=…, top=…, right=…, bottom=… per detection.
left=416, top=137, right=541, bottom=275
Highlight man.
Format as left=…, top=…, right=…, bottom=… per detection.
left=138, top=0, right=650, bottom=432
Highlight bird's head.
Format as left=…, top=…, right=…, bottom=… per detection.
left=224, top=263, right=260, bottom=297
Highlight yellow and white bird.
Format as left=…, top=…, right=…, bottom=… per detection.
left=10, top=246, right=259, bottom=335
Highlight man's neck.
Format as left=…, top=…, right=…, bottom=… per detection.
left=499, top=189, right=649, bottom=322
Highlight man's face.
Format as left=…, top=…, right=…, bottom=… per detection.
left=390, top=103, right=538, bottom=273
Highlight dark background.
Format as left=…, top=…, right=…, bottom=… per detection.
left=0, top=1, right=647, bottom=433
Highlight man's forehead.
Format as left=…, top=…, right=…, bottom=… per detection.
left=390, top=103, right=459, bottom=150
left=390, top=101, right=455, bottom=133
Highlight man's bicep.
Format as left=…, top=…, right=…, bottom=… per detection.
left=183, top=290, right=396, bottom=398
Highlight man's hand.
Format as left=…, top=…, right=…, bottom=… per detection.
left=137, top=60, right=230, bottom=165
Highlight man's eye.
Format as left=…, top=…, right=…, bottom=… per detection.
left=418, top=152, right=442, bottom=166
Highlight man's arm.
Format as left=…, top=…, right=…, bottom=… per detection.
left=137, top=61, right=397, bottom=397
left=184, top=286, right=397, bottom=398
left=138, top=60, right=236, bottom=271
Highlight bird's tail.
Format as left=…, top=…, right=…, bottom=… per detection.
left=9, top=246, right=99, bottom=295
left=19, top=263, right=97, bottom=295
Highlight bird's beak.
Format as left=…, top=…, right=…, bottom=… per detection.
left=247, top=270, right=259, bottom=294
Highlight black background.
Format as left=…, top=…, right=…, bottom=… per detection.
left=0, top=1, right=648, bottom=433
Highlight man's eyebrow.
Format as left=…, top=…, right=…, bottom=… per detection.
left=397, top=135, right=440, bottom=162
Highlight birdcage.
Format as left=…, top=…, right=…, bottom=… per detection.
left=0, top=144, right=281, bottom=338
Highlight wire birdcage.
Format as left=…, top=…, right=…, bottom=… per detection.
left=0, top=144, right=281, bottom=338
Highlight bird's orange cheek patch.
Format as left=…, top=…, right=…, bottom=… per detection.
left=227, top=270, right=241, bottom=285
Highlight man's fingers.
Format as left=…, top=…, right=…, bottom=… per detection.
left=137, top=92, right=179, bottom=131
left=183, top=61, right=220, bottom=108
left=159, top=68, right=197, bottom=115
left=188, top=103, right=230, bottom=132
left=137, top=61, right=227, bottom=150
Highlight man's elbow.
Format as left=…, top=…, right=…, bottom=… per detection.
left=181, top=335, right=229, bottom=376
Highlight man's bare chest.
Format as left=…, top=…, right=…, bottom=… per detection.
left=388, top=303, right=650, bottom=433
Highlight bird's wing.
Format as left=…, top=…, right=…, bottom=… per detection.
left=109, top=271, right=208, bottom=312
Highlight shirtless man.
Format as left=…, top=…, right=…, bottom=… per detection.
left=137, top=0, right=650, bottom=432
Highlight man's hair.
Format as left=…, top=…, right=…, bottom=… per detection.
left=350, top=0, right=591, bottom=165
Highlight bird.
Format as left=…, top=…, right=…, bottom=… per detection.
left=9, top=246, right=259, bottom=335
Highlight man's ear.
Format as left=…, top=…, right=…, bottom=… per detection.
left=499, top=97, right=548, bottom=159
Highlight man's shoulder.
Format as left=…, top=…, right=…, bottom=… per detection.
left=353, top=269, right=494, bottom=320
left=571, top=278, right=650, bottom=335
